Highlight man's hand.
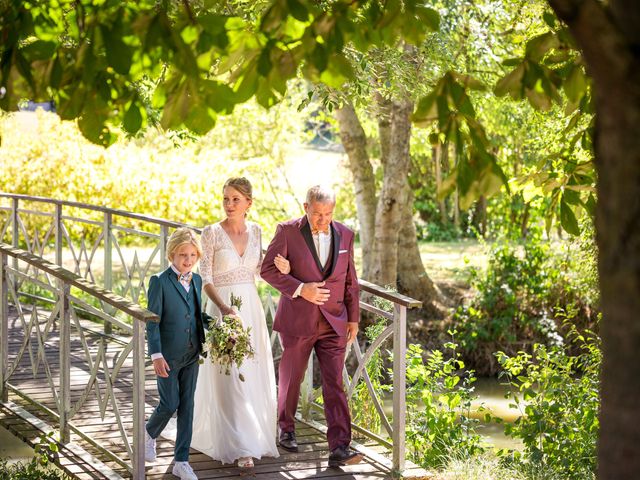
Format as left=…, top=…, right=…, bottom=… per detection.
left=300, top=281, right=330, bottom=305
left=152, top=357, right=171, bottom=378
left=346, top=323, right=359, bottom=346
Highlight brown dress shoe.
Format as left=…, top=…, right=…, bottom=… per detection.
left=278, top=431, right=299, bottom=452
left=328, top=445, right=364, bottom=467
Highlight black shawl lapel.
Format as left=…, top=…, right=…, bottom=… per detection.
left=325, top=222, right=341, bottom=279
left=300, top=217, right=324, bottom=272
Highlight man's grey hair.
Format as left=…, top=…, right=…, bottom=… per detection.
left=305, top=185, right=336, bottom=204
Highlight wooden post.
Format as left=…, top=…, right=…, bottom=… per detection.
left=11, top=198, right=19, bottom=270
left=103, top=212, right=113, bottom=335
left=160, top=225, right=168, bottom=270
left=132, top=318, right=146, bottom=479
left=391, top=304, right=407, bottom=476
left=59, top=283, right=71, bottom=443
left=0, top=253, right=8, bottom=403
left=54, top=203, right=62, bottom=267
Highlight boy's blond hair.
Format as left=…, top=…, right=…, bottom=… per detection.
left=166, top=227, right=203, bottom=262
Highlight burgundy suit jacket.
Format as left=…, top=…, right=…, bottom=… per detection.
left=260, top=216, right=360, bottom=337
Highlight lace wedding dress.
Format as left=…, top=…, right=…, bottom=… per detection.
left=191, top=221, right=279, bottom=463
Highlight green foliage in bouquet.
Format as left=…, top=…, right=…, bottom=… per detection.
left=203, top=293, right=254, bottom=381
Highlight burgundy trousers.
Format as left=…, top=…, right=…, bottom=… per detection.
left=278, top=317, right=351, bottom=450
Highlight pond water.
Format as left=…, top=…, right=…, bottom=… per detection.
left=0, top=425, right=34, bottom=464
left=379, top=376, right=524, bottom=450
left=471, top=377, right=523, bottom=450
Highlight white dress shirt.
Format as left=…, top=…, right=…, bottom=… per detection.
left=293, top=229, right=332, bottom=298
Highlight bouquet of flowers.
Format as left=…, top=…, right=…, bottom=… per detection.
left=203, top=293, right=254, bottom=381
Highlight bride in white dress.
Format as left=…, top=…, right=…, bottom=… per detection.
left=191, top=177, right=289, bottom=468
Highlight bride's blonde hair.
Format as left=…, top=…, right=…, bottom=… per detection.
left=223, top=177, right=253, bottom=201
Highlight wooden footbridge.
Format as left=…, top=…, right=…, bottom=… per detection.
left=0, top=193, right=429, bottom=479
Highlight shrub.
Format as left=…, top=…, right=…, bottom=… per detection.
left=495, top=324, right=600, bottom=479
left=404, top=335, right=486, bottom=469
left=454, top=227, right=598, bottom=375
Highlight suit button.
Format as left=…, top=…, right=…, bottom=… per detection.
left=185, top=328, right=190, bottom=333
left=185, top=314, right=190, bottom=320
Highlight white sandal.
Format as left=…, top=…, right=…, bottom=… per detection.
left=238, top=456, right=254, bottom=468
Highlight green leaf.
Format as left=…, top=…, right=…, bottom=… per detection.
left=310, top=44, right=329, bottom=72
left=494, top=64, right=525, bottom=98
left=203, top=80, right=235, bottom=114
left=102, top=26, right=133, bottom=75
left=525, top=32, right=559, bottom=61
left=564, top=64, right=587, bottom=103
left=49, top=55, right=63, bottom=89
left=21, top=40, right=57, bottom=61
left=261, top=2, right=285, bottom=33
left=123, top=101, right=143, bottom=134
left=560, top=197, right=580, bottom=235
left=416, top=6, right=440, bottom=32
left=255, top=81, right=279, bottom=109
left=233, top=61, right=259, bottom=103
left=160, top=80, right=190, bottom=129
left=184, top=104, right=216, bottom=134
left=286, top=0, right=309, bottom=22
left=319, top=53, right=354, bottom=88
left=78, top=111, right=107, bottom=146
left=502, top=57, right=522, bottom=67
left=526, top=87, right=552, bottom=111
left=257, top=47, right=272, bottom=76
left=58, top=87, right=86, bottom=120
left=412, top=91, right=437, bottom=126
left=198, top=13, right=228, bottom=34
left=563, top=188, right=581, bottom=205
left=543, top=12, right=557, bottom=28
left=451, top=72, right=486, bottom=91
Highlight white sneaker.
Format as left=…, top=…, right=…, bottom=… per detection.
left=144, top=430, right=156, bottom=463
left=172, top=461, right=198, bottom=480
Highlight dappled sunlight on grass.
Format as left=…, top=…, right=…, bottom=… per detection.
left=353, top=239, right=488, bottom=284
left=418, top=240, right=488, bottom=282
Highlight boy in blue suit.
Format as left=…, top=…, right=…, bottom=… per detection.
left=145, top=228, right=211, bottom=480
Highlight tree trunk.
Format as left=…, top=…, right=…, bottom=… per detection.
left=369, top=99, right=413, bottom=286
left=548, top=0, right=640, bottom=477
left=433, top=143, right=447, bottom=224
left=376, top=92, right=392, bottom=169
left=338, top=95, right=441, bottom=314
left=397, top=186, right=441, bottom=312
left=335, top=101, right=377, bottom=279
left=472, top=195, right=487, bottom=238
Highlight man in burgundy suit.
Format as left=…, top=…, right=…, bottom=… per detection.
left=260, top=185, right=363, bottom=467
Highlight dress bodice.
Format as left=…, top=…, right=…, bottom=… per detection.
left=200, top=222, right=263, bottom=288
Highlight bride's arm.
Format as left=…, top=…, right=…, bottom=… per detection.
left=255, top=224, right=264, bottom=278
left=201, top=225, right=234, bottom=316
left=256, top=224, right=290, bottom=278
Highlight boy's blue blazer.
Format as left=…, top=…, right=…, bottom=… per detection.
left=146, top=266, right=210, bottom=360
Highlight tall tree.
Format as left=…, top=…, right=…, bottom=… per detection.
left=545, top=0, right=640, bottom=477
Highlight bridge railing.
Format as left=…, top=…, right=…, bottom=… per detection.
left=0, top=243, right=158, bottom=479
left=0, top=192, right=421, bottom=475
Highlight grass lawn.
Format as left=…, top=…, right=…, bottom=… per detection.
left=353, top=239, right=488, bottom=285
